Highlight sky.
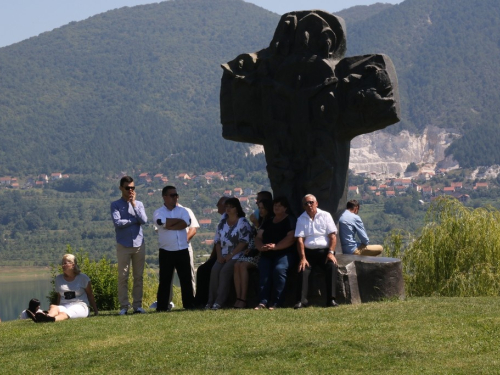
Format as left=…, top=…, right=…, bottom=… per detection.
left=0, top=0, right=403, bottom=48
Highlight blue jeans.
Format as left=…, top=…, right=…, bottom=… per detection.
left=258, top=251, right=293, bottom=306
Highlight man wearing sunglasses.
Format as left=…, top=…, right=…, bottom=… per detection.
left=294, top=194, right=339, bottom=308
left=153, top=185, right=195, bottom=311
left=111, top=176, right=148, bottom=315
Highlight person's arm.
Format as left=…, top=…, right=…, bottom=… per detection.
left=297, top=237, right=309, bottom=271
left=164, top=218, right=188, bottom=230
left=111, top=201, right=137, bottom=228
left=133, top=201, right=148, bottom=225
left=354, top=217, right=370, bottom=245
left=249, top=212, right=259, bottom=227
left=264, top=230, right=296, bottom=251
left=255, top=229, right=266, bottom=251
left=187, top=227, right=197, bottom=241
left=85, top=281, right=99, bottom=316
left=215, top=242, right=224, bottom=264
left=326, top=232, right=338, bottom=265
left=224, top=241, right=248, bottom=262
left=56, top=293, right=61, bottom=306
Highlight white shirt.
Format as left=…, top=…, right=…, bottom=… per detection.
left=179, top=204, right=200, bottom=251
left=153, top=205, right=191, bottom=251
left=295, top=208, right=337, bottom=249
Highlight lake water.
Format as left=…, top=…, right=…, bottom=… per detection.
left=0, top=276, right=52, bottom=322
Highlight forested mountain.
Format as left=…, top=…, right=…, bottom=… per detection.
left=0, top=0, right=278, bottom=176
left=1, top=0, right=500, bottom=174
left=340, top=0, right=500, bottom=167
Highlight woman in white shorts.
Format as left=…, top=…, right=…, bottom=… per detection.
left=35, top=254, right=98, bottom=322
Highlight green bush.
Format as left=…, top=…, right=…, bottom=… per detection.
left=386, top=197, right=500, bottom=297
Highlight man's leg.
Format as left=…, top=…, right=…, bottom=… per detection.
left=130, top=242, right=146, bottom=310
left=296, top=251, right=313, bottom=306
left=116, top=243, right=132, bottom=310
left=318, top=249, right=338, bottom=303
left=195, top=257, right=217, bottom=307
left=356, top=245, right=383, bottom=256
left=174, top=249, right=195, bottom=309
left=188, top=246, right=196, bottom=293
left=157, top=249, right=175, bottom=311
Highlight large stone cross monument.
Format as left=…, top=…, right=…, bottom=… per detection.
left=220, top=10, right=401, bottom=219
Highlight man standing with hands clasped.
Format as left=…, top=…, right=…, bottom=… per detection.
left=294, top=194, right=339, bottom=309
left=111, top=176, right=148, bottom=315
left=153, top=186, right=195, bottom=311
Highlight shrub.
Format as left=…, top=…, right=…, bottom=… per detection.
left=385, top=196, right=500, bottom=297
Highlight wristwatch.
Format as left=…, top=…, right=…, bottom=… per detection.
left=329, top=250, right=335, bottom=255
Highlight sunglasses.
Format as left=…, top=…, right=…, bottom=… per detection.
left=304, top=201, right=315, bottom=206
left=124, top=186, right=136, bottom=191
left=169, top=193, right=179, bottom=197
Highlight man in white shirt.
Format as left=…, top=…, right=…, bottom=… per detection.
left=153, top=186, right=194, bottom=311
left=178, top=203, right=199, bottom=293
left=294, top=194, right=339, bottom=308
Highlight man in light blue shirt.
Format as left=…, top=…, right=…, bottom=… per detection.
left=110, top=176, right=148, bottom=315
left=338, top=200, right=382, bottom=256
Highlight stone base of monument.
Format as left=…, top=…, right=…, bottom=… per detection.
left=307, top=254, right=405, bottom=306
left=226, top=254, right=405, bottom=308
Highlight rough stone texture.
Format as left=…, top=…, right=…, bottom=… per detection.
left=220, top=10, right=401, bottom=218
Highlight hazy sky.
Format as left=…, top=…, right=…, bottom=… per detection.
left=0, top=0, right=402, bottom=48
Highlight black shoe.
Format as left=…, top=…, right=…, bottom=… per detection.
left=294, top=302, right=306, bottom=309
left=327, top=299, right=339, bottom=307
left=35, top=311, right=55, bottom=322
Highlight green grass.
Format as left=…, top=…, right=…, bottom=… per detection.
left=1, top=297, right=499, bottom=374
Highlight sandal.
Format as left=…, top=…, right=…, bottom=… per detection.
left=268, top=304, right=279, bottom=311
left=254, top=303, right=266, bottom=310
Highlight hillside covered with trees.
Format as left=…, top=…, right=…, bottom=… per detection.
left=1, top=0, right=500, bottom=175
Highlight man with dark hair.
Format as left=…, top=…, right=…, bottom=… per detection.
left=194, top=196, right=228, bottom=307
left=294, top=194, right=339, bottom=308
left=339, top=200, right=383, bottom=256
left=110, top=176, right=148, bottom=315
left=249, top=190, right=273, bottom=227
left=153, top=186, right=194, bottom=311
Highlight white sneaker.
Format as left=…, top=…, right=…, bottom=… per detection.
left=134, top=307, right=146, bottom=314
left=149, top=301, right=158, bottom=309
left=169, top=302, right=175, bottom=309
left=119, top=308, right=128, bottom=315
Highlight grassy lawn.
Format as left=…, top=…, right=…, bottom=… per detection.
left=1, top=297, right=499, bottom=374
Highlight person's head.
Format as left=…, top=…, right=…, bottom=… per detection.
left=273, top=196, right=290, bottom=216
left=302, top=194, right=318, bottom=217
left=216, top=196, right=228, bottom=215
left=346, top=199, right=360, bottom=214
left=162, top=185, right=179, bottom=209
left=257, top=199, right=274, bottom=223
left=256, top=191, right=272, bottom=205
left=225, top=197, right=245, bottom=218
left=61, top=254, right=81, bottom=275
left=28, top=298, right=41, bottom=313
left=119, top=176, right=135, bottom=200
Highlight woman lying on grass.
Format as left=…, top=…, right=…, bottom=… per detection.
left=33, top=254, right=98, bottom=322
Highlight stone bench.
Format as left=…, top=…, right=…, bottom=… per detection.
left=228, top=254, right=405, bottom=307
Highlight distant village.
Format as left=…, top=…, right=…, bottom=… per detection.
left=0, top=166, right=495, bottom=206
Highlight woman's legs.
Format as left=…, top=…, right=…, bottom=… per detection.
left=234, top=262, right=242, bottom=300
left=239, top=262, right=255, bottom=303
left=214, top=259, right=237, bottom=307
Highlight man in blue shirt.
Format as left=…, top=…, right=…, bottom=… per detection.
left=338, top=200, right=382, bottom=256
left=110, top=176, right=148, bottom=315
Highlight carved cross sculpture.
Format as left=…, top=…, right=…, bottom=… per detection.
left=220, top=10, right=401, bottom=219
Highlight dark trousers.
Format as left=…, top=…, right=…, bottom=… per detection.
left=258, top=252, right=293, bottom=307
left=296, top=248, right=338, bottom=305
left=194, top=256, right=217, bottom=307
left=157, top=248, right=194, bottom=310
